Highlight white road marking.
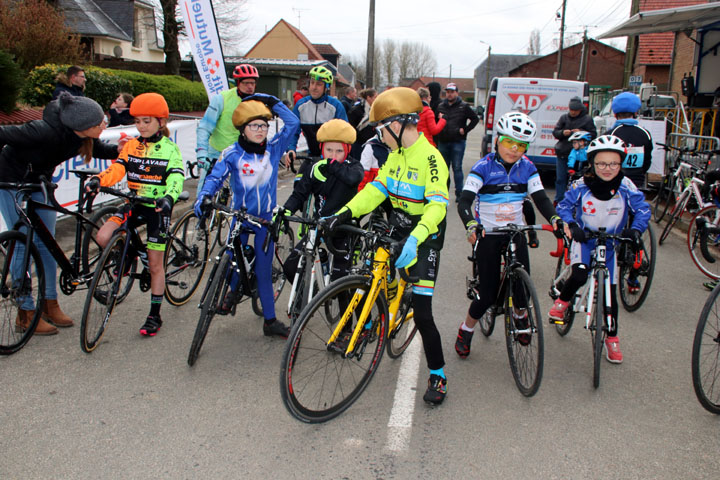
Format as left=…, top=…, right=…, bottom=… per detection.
left=386, top=337, right=422, bottom=452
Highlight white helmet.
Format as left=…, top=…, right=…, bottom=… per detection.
left=568, top=131, right=592, bottom=142
left=587, top=134, right=627, bottom=162
left=496, top=111, right=537, bottom=143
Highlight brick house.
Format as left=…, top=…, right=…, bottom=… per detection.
left=401, top=77, right=475, bottom=103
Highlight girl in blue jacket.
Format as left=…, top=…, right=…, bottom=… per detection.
left=549, top=135, right=650, bottom=364
left=195, top=94, right=300, bottom=337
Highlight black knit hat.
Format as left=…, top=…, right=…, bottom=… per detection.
left=58, top=92, right=105, bottom=131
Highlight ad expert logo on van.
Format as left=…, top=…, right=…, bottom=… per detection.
left=506, top=93, right=549, bottom=114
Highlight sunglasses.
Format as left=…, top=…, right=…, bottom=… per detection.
left=498, top=135, right=529, bottom=153
left=375, top=121, right=392, bottom=137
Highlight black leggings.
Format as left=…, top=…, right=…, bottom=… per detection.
left=468, top=234, right=531, bottom=320
left=559, top=264, right=619, bottom=336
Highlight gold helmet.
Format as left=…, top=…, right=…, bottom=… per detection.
left=369, top=87, right=423, bottom=124
left=231, top=100, right=272, bottom=129
left=316, top=119, right=357, bottom=145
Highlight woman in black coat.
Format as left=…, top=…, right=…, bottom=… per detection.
left=0, top=93, right=123, bottom=335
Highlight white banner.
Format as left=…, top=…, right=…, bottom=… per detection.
left=0, top=120, right=199, bottom=231
left=637, top=118, right=667, bottom=175
left=179, top=0, right=229, bottom=98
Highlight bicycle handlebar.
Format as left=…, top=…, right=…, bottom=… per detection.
left=489, top=223, right=564, bottom=258
left=322, top=222, right=419, bottom=284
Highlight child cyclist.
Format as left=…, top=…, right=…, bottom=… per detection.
left=281, top=119, right=364, bottom=280
left=194, top=94, right=300, bottom=338
left=567, top=131, right=592, bottom=174
left=455, top=111, right=561, bottom=358
left=548, top=135, right=650, bottom=363
left=86, top=93, right=184, bottom=337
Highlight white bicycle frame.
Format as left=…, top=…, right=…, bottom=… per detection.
left=671, top=161, right=708, bottom=210
left=286, top=226, right=333, bottom=317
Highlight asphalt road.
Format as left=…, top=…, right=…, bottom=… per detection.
left=2, top=129, right=719, bottom=479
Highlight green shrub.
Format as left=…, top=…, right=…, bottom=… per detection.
left=22, top=64, right=209, bottom=112
left=0, top=50, right=23, bottom=113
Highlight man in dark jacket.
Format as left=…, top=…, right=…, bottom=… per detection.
left=437, top=83, right=480, bottom=200
left=340, top=87, right=357, bottom=116
left=52, top=66, right=86, bottom=100
left=552, top=96, right=597, bottom=202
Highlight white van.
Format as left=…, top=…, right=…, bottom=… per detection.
left=482, top=77, right=590, bottom=170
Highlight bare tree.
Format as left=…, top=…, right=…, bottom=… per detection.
left=158, top=0, right=181, bottom=75
left=404, top=42, right=436, bottom=79
left=380, top=39, right=397, bottom=86
left=528, top=29, right=541, bottom=55
left=346, top=50, right=380, bottom=88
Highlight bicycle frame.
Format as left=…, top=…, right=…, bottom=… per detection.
left=672, top=162, right=708, bottom=210
left=577, top=241, right=614, bottom=335
left=285, top=225, right=330, bottom=318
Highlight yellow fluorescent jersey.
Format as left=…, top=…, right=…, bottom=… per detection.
left=98, top=136, right=184, bottom=206
left=344, top=134, right=449, bottom=249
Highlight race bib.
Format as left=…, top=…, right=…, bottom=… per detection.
left=623, top=146, right=644, bottom=169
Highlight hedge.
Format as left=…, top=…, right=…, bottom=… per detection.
left=0, top=50, right=23, bottom=113
left=22, top=64, right=209, bottom=112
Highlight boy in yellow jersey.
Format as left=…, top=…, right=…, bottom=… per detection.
left=323, top=87, right=450, bottom=405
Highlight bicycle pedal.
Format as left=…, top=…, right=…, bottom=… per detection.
left=548, top=318, right=565, bottom=325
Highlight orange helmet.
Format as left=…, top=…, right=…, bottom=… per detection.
left=129, top=93, right=169, bottom=118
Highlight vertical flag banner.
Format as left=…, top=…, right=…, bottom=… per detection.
left=180, top=0, right=229, bottom=98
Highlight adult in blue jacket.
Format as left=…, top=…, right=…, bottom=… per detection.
left=549, top=135, right=650, bottom=364
left=195, top=94, right=300, bottom=338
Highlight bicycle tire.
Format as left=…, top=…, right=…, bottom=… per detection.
left=691, top=284, right=720, bottom=414
left=81, top=205, right=119, bottom=275
left=619, top=224, right=657, bottom=312
left=659, top=191, right=688, bottom=245
left=386, top=289, right=418, bottom=358
left=555, top=307, right=575, bottom=336
left=0, top=231, right=45, bottom=355
left=479, top=308, right=496, bottom=337
left=188, top=253, right=231, bottom=366
left=592, top=270, right=606, bottom=389
left=280, top=274, right=388, bottom=423
left=653, top=178, right=672, bottom=223
left=504, top=267, right=544, bottom=397
left=164, top=210, right=209, bottom=306
left=80, top=233, right=129, bottom=353
left=252, top=223, right=294, bottom=317
left=687, top=205, right=720, bottom=280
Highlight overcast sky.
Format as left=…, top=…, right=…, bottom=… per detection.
left=231, top=0, right=633, bottom=78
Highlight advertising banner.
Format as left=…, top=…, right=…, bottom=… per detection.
left=179, top=0, right=229, bottom=98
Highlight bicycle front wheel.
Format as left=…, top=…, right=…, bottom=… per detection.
left=620, top=224, right=657, bottom=311
left=0, top=231, right=45, bottom=355
left=280, top=275, right=388, bottom=423
left=479, top=307, right=496, bottom=337
left=81, top=205, right=119, bottom=275
left=653, top=177, right=672, bottom=223
left=692, top=284, right=720, bottom=414
left=688, top=205, right=720, bottom=280
left=386, top=288, right=418, bottom=358
left=659, top=192, right=688, bottom=245
left=164, top=211, right=209, bottom=306
left=504, top=268, right=544, bottom=397
left=188, top=253, right=231, bottom=366
left=80, top=233, right=129, bottom=353
left=592, top=270, right=607, bottom=389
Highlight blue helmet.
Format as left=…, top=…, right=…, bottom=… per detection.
left=612, top=92, right=641, bottom=114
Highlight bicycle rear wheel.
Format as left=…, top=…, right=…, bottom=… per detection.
left=80, top=233, right=130, bottom=353
left=687, top=205, right=720, bottom=280
left=692, top=284, right=720, bottom=414
left=620, top=224, right=657, bottom=311
left=280, top=275, right=388, bottom=423
left=188, top=253, right=231, bottom=366
left=479, top=307, right=496, bottom=337
left=592, top=270, right=607, bottom=389
left=0, top=231, right=45, bottom=355
left=659, top=192, right=688, bottom=245
left=386, top=288, right=418, bottom=358
left=504, top=268, right=544, bottom=397
left=164, top=211, right=209, bottom=306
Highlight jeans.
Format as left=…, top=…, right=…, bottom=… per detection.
left=437, top=140, right=467, bottom=198
left=555, top=155, right=569, bottom=203
left=0, top=189, right=58, bottom=309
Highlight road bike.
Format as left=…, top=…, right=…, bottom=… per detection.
left=548, top=228, right=634, bottom=388
left=657, top=160, right=709, bottom=245
left=691, top=282, right=720, bottom=414
left=279, top=221, right=418, bottom=423
left=80, top=187, right=207, bottom=352
left=187, top=200, right=285, bottom=366
left=188, top=158, right=234, bottom=252
left=0, top=172, right=117, bottom=355
left=687, top=199, right=720, bottom=280
left=470, top=224, right=560, bottom=396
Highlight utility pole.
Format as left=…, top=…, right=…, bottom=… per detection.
left=449, top=64, right=452, bottom=81
left=555, top=0, right=567, bottom=78
left=578, top=28, right=588, bottom=81
left=486, top=45, right=491, bottom=95
left=623, top=0, right=641, bottom=87
left=366, top=0, right=375, bottom=88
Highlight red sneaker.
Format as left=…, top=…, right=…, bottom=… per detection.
left=605, top=336, right=623, bottom=364
left=548, top=299, right=570, bottom=324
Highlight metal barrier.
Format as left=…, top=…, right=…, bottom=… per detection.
left=666, top=133, right=720, bottom=171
